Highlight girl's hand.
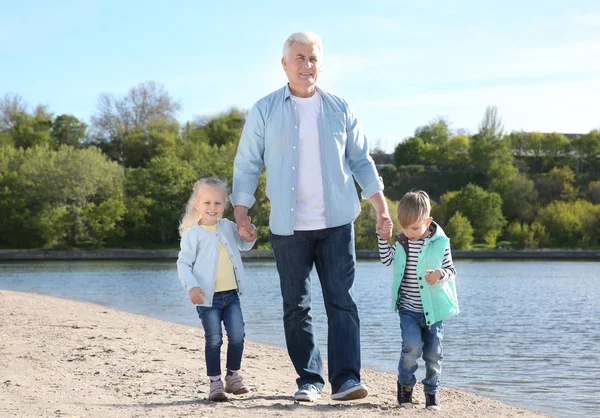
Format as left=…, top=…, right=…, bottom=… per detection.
left=189, top=287, right=206, bottom=305
left=238, top=216, right=257, bottom=242
left=425, top=269, right=441, bottom=286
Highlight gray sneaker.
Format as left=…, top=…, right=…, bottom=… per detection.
left=294, top=383, right=322, bottom=402
left=209, top=379, right=228, bottom=402
left=225, top=373, right=249, bottom=395
left=331, top=379, right=368, bottom=401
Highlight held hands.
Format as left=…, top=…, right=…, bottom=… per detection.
left=189, top=287, right=206, bottom=305
left=234, top=206, right=257, bottom=243
left=425, top=269, right=441, bottom=286
left=376, top=211, right=394, bottom=240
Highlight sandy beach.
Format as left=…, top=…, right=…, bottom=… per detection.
left=0, top=290, right=548, bottom=417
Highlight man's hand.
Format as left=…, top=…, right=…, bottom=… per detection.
left=189, top=287, right=206, bottom=305
left=425, top=269, right=441, bottom=286
left=376, top=211, right=393, bottom=240
left=234, top=205, right=257, bottom=242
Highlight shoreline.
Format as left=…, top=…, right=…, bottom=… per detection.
left=1, top=248, right=599, bottom=261
left=0, top=290, right=548, bottom=417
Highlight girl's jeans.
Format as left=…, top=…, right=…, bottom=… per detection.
left=398, top=308, right=444, bottom=393
left=196, top=290, right=245, bottom=377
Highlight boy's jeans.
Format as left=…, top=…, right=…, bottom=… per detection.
left=196, top=290, right=245, bottom=377
left=398, top=308, right=444, bottom=394
left=269, top=223, right=360, bottom=394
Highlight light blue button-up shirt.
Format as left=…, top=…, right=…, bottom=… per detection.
left=231, top=85, right=384, bottom=236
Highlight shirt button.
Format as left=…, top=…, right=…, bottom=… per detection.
left=291, top=208, right=294, bottom=212
left=292, top=187, right=295, bottom=190
left=292, top=166, right=296, bottom=170
left=293, top=146, right=296, bottom=149
left=295, top=126, right=298, bottom=129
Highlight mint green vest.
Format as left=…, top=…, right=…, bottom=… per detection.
left=391, top=228, right=459, bottom=325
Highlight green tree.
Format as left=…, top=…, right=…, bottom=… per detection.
left=445, top=212, right=474, bottom=250
left=500, top=174, right=538, bottom=223
left=524, top=132, right=545, bottom=171
left=90, top=81, right=182, bottom=166
left=0, top=93, right=26, bottom=130
left=507, top=221, right=547, bottom=249
left=123, top=155, right=197, bottom=244
left=393, top=118, right=457, bottom=167
left=588, top=180, right=600, bottom=204
left=445, top=134, right=470, bottom=168
left=537, top=200, right=600, bottom=247
left=541, top=132, right=570, bottom=171
left=535, top=166, right=578, bottom=205
left=8, top=112, right=52, bottom=149
left=444, top=183, right=506, bottom=242
left=121, top=119, right=182, bottom=167
left=0, top=145, right=125, bottom=247
left=195, top=108, right=245, bottom=148
left=393, top=136, right=425, bottom=166
left=469, top=106, right=511, bottom=173
left=508, top=131, right=527, bottom=157
left=570, top=131, right=600, bottom=174
left=51, top=114, right=87, bottom=148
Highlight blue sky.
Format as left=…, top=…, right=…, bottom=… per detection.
left=1, top=0, right=599, bottom=152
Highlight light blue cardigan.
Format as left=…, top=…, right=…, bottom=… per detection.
left=177, top=219, right=256, bottom=307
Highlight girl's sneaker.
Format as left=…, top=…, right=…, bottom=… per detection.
left=209, top=379, right=228, bottom=401
left=225, top=373, right=249, bottom=395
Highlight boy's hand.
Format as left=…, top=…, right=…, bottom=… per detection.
left=376, top=211, right=393, bottom=240
left=425, top=269, right=441, bottom=286
left=189, top=287, right=206, bottom=305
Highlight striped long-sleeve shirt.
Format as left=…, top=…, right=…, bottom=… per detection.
left=378, top=230, right=456, bottom=312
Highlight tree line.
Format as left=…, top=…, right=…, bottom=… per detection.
left=1, top=82, right=599, bottom=250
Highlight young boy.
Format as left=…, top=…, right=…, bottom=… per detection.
left=378, top=190, right=459, bottom=411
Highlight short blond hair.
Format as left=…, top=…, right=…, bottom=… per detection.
left=397, top=190, right=431, bottom=228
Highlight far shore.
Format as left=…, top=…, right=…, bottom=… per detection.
left=0, top=248, right=599, bottom=261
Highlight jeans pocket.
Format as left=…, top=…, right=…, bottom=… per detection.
left=196, top=305, right=207, bottom=318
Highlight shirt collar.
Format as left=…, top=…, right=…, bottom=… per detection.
left=283, top=83, right=323, bottom=101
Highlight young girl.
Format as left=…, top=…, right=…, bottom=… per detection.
left=177, top=178, right=256, bottom=402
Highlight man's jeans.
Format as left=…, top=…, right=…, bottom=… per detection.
left=270, top=223, right=360, bottom=393
left=196, top=290, right=245, bottom=377
left=398, top=308, right=444, bottom=393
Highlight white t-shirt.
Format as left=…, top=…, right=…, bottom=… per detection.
left=292, top=92, right=327, bottom=231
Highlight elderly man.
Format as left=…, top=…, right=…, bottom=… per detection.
left=231, top=31, right=393, bottom=402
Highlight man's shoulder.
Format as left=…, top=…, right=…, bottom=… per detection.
left=254, top=86, right=287, bottom=107
left=318, top=88, right=351, bottom=113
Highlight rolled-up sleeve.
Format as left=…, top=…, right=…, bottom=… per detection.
left=231, top=103, right=266, bottom=209
left=344, top=104, right=384, bottom=199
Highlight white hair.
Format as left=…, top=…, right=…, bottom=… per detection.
left=178, top=178, right=228, bottom=237
left=282, top=32, right=323, bottom=59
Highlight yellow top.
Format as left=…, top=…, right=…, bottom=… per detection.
left=200, top=224, right=238, bottom=292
